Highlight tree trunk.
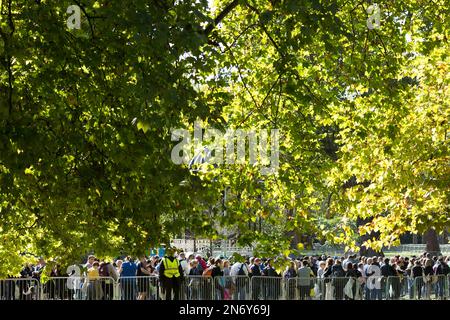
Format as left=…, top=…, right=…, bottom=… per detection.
left=423, top=228, right=440, bottom=256
left=357, top=217, right=384, bottom=257
left=412, top=233, right=418, bottom=244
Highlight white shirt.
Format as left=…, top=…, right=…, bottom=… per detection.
left=342, top=259, right=349, bottom=271
left=366, top=264, right=382, bottom=289
left=230, top=262, right=249, bottom=276
left=179, top=259, right=188, bottom=276
left=317, top=268, right=325, bottom=278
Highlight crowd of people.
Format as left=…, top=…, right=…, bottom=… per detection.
left=1, top=250, right=449, bottom=300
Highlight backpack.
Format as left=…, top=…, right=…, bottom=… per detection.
left=433, top=263, right=442, bottom=275
left=333, top=266, right=345, bottom=278
left=237, top=263, right=246, bottom=276
left=99, top=263, right=110, bottom=277
left=202, top=267, right=213, bottom=277
left=442, top=263, right=450, bottom=275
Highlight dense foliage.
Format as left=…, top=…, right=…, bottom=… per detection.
left=0, top=0, right=448, bottom=275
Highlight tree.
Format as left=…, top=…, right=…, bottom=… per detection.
left=423, top=228, right=440, bottom=255
left=1, top=0, right=449, bottom=275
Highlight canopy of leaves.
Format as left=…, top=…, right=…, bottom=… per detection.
left=0, top=0, right=448, bottom=275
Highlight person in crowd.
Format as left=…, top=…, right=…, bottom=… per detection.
left=178, top=252, right=189, bottom=277
left=317, top=261, right=326, bottom=278
left=380, top=258, right=395, bottom=299
left=115, top=259, right=123, bottom=274
left=230, top=258, right=250, bottom=300
left=423, top=258, right=434, bottom=299
left=433, top=256, right=446, bottom=300
left=87, top=261, right=102, bottom=300
left=297, top=260, right=313, bottom=300
left=19, top=263, right=34, bottom=300
left=284, top=261, right=297, bottom=300
left=343, top=254, right=356, bottom=272
left=48, top=264, right=64, bottom=300
left=309, top=257, right=318, bottom=276
left=330, top=259, right=346, bottom=300
left=136, top=256, right=152, bottom=300
left=322, top=258, right=334, bottom=300
left=366, top=257, right=382, bottom=300
left=149, top=256, right=159, bottom=274
left=159, top=247, right=184, bottom=300
left=84, top=255, right=95, bottom=270
left=187, top=259, right=201, bottom=300
left=211, top=258, right=224, bottom=299
left=261, top=259, right=281, bottom=300
left=249, top=258, right=262, bottom=299
left=31, top=257, right=46, bottom=282
left=195, top=254, right=207, bottom=272
left=220, top=260, right=232, bottom=300
left=120, top=256, right=137, bottom=300
left=98, top=260, right=117, bottom=300
left=344, top=263, right=361, bottom=300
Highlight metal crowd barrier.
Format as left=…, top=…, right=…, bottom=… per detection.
left=118, top=276, right=160, bottom=300
left=0, top=278, right=40, bottom=300
left=412, top=275, right=449, bottom=300
left=39, top=276, right=116, bottom=300
left=317, top=277, right=365, bottom=300
left=213, top=276, right=234, bottom=300
left=213, top=276, right=251, bottom=300
left=285, top=277, right=325, bottom=300
left=182, top=276, right=214, bottom=300
left=1, top=274, right=449, bottom=300
left=250, top=276, right=284, bottom=300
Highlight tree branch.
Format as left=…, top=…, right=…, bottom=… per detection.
left=203, top=0, right=240, bottom=36
left=72, top=0, right=95, bottom=39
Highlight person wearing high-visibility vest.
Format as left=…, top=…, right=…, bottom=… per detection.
left=159, top=247, right=184, bottom=300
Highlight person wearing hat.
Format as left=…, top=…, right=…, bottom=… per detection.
left=159, top=247, right=184, bottom=300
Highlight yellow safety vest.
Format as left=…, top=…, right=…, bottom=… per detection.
left=163, top=257, right=180, bottom=278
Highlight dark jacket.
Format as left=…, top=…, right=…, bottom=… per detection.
left=262, top=266, right=279, bottom=277
left=284, top=268, right=297, bottom=279
left=411, top=266, right=423, bottom=278
left=211, top=265, right=223, bottom=278
left=443, top=262, right=450, bottom=275
left=381, top=264, right=395, bottom=277
left=189, top=266, right=201, bottom=276
left=424, top=265, right=433, bottom=276
left=251, top=264, right=262, bottom=277
left=331, top=264, right=345, bottom=277
left=433, top=262, right=444, bottom=275
left=345, top=269, right=360, bottom=278
left=20, top=266, right=33, bottom=278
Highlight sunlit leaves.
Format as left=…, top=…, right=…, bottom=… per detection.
left=0, top=0, right=449, bottom=274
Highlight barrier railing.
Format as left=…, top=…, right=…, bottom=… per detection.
left=212, top=276, right=250, bottom=300
left=384, top=276, right=406, bottom=300
left=40, top=276, right=116, bottom=300
left=250, top=276, right=284, bottom=300
left=183, top=276, right=214, bottom=300
left=285, top=277, right=324, bottom=300
left=320, top=276, right=365, bottom=300
left=0, top=278, right=40, bottom=300
left=41, top=277, right=70, bottom=300
left=1, top=274, right=448, bottom=300
left=118, top=276, right=160, bottom=300
left=413, top=275, right=449, bottom=300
